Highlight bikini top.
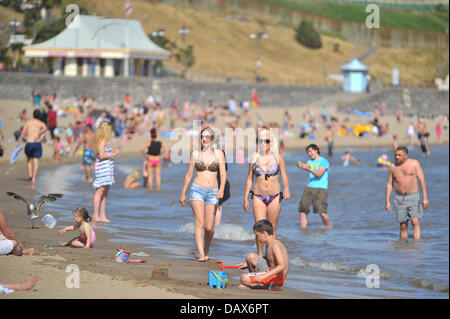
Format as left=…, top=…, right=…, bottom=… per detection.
left=195, top=152, right=219, bottom=172
left=252, top=154, right=279, bottom=180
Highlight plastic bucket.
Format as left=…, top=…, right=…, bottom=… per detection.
left=116, top=249, right=130, bottom=263
left=208, top=271, right=227, bottom=289
left=41, top=214, right=57, bottom=229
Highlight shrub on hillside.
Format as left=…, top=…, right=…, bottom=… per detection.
left=295, top=20, right=322, bottom=49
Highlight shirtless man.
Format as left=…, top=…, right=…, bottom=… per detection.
left=0, top=211, right=35, bottom=256
left=385, top=146, right=429, bottom=240
left=17, top=109, right=47, bottom=184
left=238, top=219, right=289, bottom=289
left=71, top=124, right=95, bottom=182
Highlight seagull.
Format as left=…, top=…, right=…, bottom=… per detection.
left=6, top=192, right=64, bottom=229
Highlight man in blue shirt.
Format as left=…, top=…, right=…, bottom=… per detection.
left=297, top=144, right=331, bottom=229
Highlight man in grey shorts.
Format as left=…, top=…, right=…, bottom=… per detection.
left=385, top=146, right=429, bottom=240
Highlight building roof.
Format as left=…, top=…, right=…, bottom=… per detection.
left=24, top=15, right=170, bottom=60
left=341, top=58, right=369, bottom=72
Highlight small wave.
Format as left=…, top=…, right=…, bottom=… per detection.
left=410, top=278, right=449, bottom=293
left=291, top=256, right=392, bottom=279
left=178, top=223, right=254, bottom=241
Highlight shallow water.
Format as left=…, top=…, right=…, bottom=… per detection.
left=38, top=146, right=449, bottom=298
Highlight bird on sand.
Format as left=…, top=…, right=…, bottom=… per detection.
left=6, top=192, right=63, bottom=229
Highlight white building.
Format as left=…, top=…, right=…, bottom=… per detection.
left=23, top=15, right=170, bottom=77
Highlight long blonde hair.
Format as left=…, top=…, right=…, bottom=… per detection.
left=257, top=127, right=279, bottom=159
left=94, top=121, right=113, bottom=153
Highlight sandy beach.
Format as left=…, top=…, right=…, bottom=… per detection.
left=0, top=98, right=448, bottom=300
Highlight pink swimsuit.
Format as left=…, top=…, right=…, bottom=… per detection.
left=80, top=224, right=96, bottom=247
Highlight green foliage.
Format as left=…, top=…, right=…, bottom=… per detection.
left=148, top=34, right=177, bottom=51
left=0, top=45, right=12, bottom=66
left=259, top=0, right=449, bottom=32
left=175, top=45, right=195, bottom=77
left=434, top=4, right=448, bottom=13
left=24, top=8, right=40, bottom=29
left=333, top=42, right=340, bottom=53
left=295, top=20, right=322, bottom=49
left=32, top=18, right=66, bottom=44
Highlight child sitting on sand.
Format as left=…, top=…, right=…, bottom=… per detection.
left=237, top=219, right=289, bottom=289
left=59, top=208, right=96, bottom=249
left=124, top=169, right=141, bottom=189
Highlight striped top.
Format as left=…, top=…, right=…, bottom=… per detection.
left=93, top=144, right=115, bottom=188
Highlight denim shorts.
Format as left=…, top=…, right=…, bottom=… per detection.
left=189, top=183, right=218, bottom=205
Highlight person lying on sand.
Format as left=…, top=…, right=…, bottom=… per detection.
left=0, top=274, right=39, bottom=294
left=0, top=211, right=35, bottom=256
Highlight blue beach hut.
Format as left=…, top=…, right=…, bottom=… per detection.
left=341, top=58, right=369, bottom=93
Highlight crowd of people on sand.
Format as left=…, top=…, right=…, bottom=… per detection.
left=0, top=89, right=444, bottom=292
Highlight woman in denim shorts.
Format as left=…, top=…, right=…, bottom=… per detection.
left=180, top=127, right=226, bottom=262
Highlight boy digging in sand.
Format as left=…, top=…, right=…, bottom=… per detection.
left=237, top=219, right=289, bottom=289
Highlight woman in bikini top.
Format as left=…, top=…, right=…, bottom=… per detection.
left=243, top=128, right=290, bottom=256
left=179, top=127, right=226, bottom=262
left=194, top=155, right=220, bottom=172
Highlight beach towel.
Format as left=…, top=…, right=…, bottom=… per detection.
left=10, top=144, right=22, bottom=164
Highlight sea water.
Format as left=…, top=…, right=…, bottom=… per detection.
left=38, top=146, right=449, bottom=298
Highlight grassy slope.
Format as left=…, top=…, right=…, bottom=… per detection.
left=365, top=48, right=449, bottom=86
left=259, top=0, right=449, bottom=31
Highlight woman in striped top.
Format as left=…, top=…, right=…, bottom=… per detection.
left=92, top=121, right=120, bottom=222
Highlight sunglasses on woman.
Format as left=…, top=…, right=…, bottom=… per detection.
left=257, top=138, right=271, bottom=144
left=201, top=135, right=212, bottom=140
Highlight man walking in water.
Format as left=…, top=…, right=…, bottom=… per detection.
left=297, top=144, right=331, bottom=229
left=72, top=124, right=95, bottom=182
left=17, top=109, right=47, bottom=185
left=385, top=146, right=429, bottom=240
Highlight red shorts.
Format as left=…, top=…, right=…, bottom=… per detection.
left=249, top=273, right=286, bottom=287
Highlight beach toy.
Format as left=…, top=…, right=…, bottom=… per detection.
left=10, top=144, right=22, bottom=164
left=115, top=249, right=130, bottom=263
left=216, top=261, right=241, bottom=271
left=377, top=155, right=391, bottom=167
left=41, top=214, right=57, bottom=229
left=128, top=259, right=147, bottom=263
left=208, top=270, right=228, bottom=289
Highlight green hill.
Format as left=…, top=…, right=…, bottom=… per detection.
left=259, top=0, right=449, bottom=31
